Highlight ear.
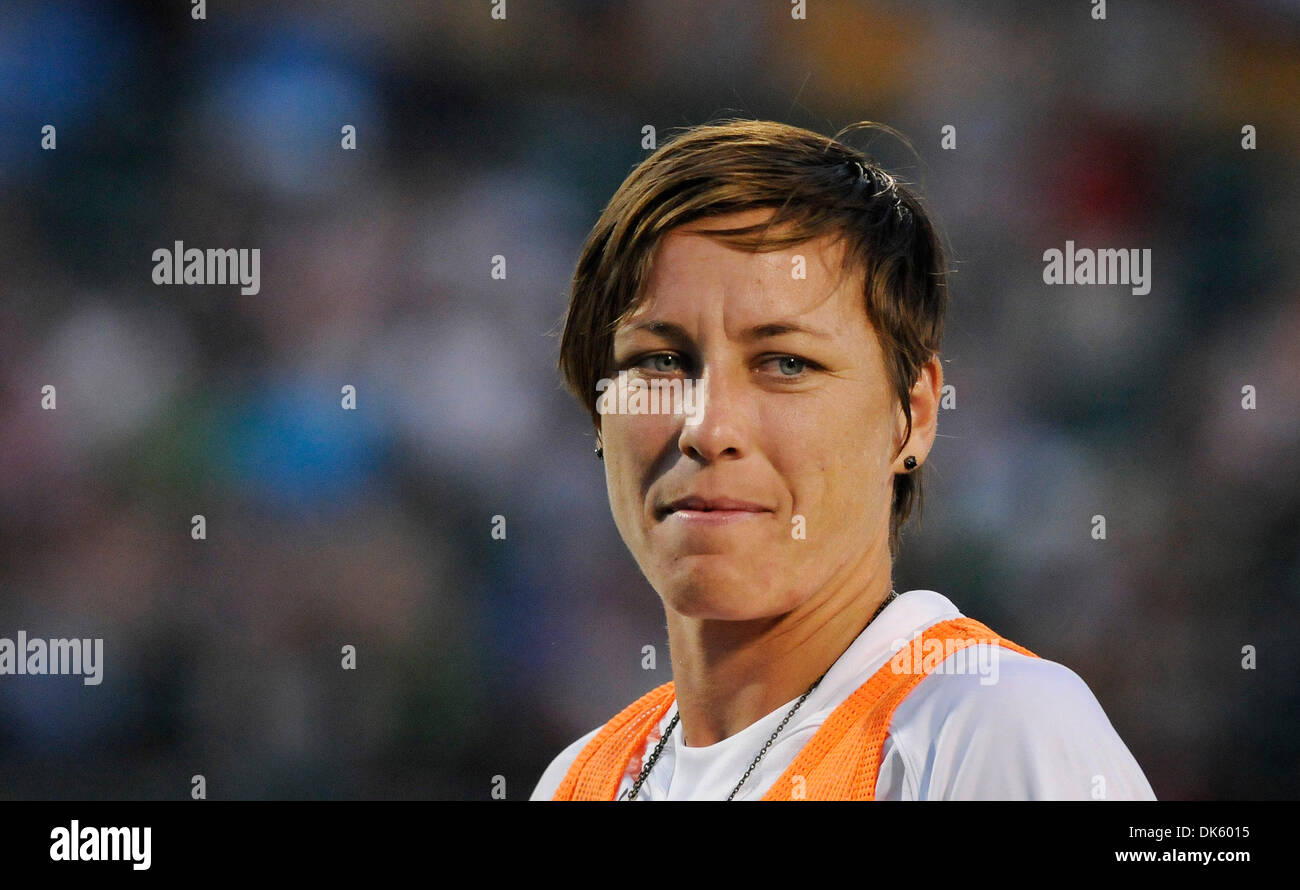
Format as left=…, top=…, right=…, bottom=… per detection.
left=892, top=354, right=943, bottom=473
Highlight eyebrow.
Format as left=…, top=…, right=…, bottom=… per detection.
left=617, top=319, right=833, bottom=342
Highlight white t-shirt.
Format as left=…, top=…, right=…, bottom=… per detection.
left=530, top=590, right=1156, bottom=800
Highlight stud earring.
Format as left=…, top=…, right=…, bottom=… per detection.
left=903, top=455, right=917, bottom=471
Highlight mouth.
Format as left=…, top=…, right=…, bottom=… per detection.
left=656, top=495, right=773, bottom=524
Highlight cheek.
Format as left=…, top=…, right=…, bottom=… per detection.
left=602, top=414, right=676, bottom=524
left=603, top=426, right=637, bottom=517
left=768, top=399, right=892, bottom=526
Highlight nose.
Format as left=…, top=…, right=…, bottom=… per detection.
left=676, top=361, right=754, bottom=463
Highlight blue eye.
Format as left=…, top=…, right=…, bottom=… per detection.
left=637, top=353, right=682, bottom=373
left=760, top=354, right=823, bottom=381
left=775, top=356, right=806, bottom=376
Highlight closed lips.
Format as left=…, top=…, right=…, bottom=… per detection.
left=659, top=496, right=771, bottom=517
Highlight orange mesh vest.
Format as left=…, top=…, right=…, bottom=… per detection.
left=553, top=616, right=1038, bottom=800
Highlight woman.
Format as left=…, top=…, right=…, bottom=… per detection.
left=532, top=119, right=1155, bottom=800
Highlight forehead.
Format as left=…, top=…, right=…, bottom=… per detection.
left=627, top=210, right=867, bottom=332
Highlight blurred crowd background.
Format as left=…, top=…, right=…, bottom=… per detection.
left=0, top=0, right=1296, bottom=800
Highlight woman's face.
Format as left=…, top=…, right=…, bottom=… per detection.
left=601, top=208, right=939, bottom=622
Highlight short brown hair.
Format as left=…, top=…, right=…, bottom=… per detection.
left=557, top=119, right=950, bottom=560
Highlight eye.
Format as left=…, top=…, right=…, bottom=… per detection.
left=775, top=356, right=806, bottom=376
left=635, top=352, right=684, bottom=373
left=763, top=355, right=814, bottom=378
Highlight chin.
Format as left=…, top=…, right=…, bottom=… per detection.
left=653, top=556, right=803, bottom=621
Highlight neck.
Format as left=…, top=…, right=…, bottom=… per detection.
left=665, top=557, right=894, bottom=748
